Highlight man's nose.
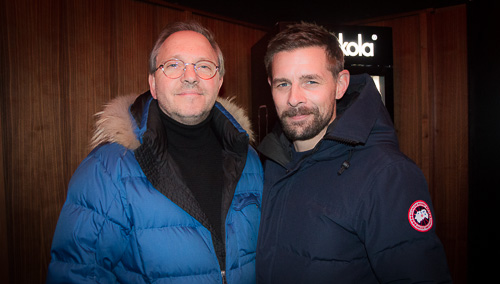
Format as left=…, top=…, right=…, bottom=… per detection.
left=182, top=64, right=198, bottom=83
left=288, top=85, right=305, bottom=107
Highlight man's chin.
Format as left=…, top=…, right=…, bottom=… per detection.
left=283, top=125, right=315, bottom=141
left=282, top=117, right=329, bottom=142
left=174, top=110, right=210, bottom=125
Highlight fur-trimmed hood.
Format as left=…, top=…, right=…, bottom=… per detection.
left=90, top=94, right=254, bottom=150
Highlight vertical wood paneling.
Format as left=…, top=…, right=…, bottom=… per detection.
left=0, top=0, right=9, bottom=271
left=430, top=5, right=468, bottom=280
left=418, top=12, right=433, bottom=183
left=0, top=0, right=10, bottom=278
left=390, top=15, right=427, bottom=168
left=2, top=1, right=67, bottom=281
left=353, top=5, right=468, bottom=283
left=193, top=15, right=267, bottom=113
left=62, top=0, right=115, bottom=181
left=0, top=0, right=266, bottom=282
left=362, top=15, right=428, bottom=171
left=2, top=0, right=468, bottom=283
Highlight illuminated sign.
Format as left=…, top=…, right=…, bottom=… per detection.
left=330, top=26, right=393, bottom=68
left=338, top=33, right=375, bottom=57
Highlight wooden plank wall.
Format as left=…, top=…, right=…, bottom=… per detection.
left=352, top=5, right=468, bottom=283
left=0, top=0, right=266, bottom=282
left=1, top=0, right=468, bottom=283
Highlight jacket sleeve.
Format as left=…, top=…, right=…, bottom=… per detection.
left=47, top=152, right=130, bottom=283
left=358, top=158, right=452, bottom=283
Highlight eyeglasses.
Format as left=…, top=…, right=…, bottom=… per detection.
left=156, top=59, right=219, bottom=80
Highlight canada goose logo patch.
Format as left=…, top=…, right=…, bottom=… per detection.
left=408, top=200, right=433, bottom=232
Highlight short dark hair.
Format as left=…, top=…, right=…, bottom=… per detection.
left=264, top=22, right=344, bottom=79
left=148, top=21, right=225, bottom=77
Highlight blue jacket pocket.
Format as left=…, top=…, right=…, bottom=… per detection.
left=232, top=193, right=261, bottom=211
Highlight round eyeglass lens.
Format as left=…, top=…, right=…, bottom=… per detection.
left=195, top=61, right=217, bottom=79
left=161, top=60, right=218, bottom=79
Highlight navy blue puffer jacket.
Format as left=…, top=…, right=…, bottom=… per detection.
left=256, top=74, right=451, bottom=283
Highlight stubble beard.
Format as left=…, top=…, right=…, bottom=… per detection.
left=280, top=105, right=333, bottom=142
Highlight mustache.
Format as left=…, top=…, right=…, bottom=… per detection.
left=178, top=82, right=202, bottom=94
left=281, top=106, right=316, bottom=118
left=182, top=81, right=199, bottom=88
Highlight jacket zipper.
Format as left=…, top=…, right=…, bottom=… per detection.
left=221, top=270, right=227, bottom=284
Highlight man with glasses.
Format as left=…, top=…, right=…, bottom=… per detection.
left=47, top=21, right=263, bottom=283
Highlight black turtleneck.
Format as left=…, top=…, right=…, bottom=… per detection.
left=160, top=108, right=224, bottom=240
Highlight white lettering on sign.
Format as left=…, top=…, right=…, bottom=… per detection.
left=338, top=33, right=376, bottom=57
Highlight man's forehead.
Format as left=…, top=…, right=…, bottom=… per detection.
left=158, top=31, right=217, bottom=62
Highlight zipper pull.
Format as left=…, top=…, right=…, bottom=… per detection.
left=221, top=270, right=227, bottom=284
left=337, top=160, right=350, bottom=175
left=337, top=149, right=354, bottom=175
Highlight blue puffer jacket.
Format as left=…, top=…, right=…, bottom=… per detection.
left=47, top=92, right=263, bottom=283
left=256, top=74, right=451, bottom=283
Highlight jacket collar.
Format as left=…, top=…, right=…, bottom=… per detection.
left=89, top=91, right=254, bottom=270
left=259, top=74, right=396, bottom=165
left=325, top=73, right=385, bottom=145
left=90, top=91, right=254, bottom=151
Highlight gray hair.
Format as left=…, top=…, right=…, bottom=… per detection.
left=148, top=21, right=225, bottom=77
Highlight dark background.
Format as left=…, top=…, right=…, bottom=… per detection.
left=166, top=0, right=465, bottom=26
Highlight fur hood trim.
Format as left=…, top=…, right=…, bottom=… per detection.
left=90, top=94, right=254, bottom=150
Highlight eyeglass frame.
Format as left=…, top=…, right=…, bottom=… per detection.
left=155, top=59, right=220, bottom=80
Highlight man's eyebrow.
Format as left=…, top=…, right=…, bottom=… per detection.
left=271, top=77, right=291, bottom=85
left=271, top=74, right=322, bottom=85
left=166, top=55, right=216, bottom=63
left=300, top=74, right=321, bottom=81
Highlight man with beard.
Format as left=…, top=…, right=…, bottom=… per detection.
left=47, top=21, right=263, bottom=283
left=256, top=22, right=451, bottom=283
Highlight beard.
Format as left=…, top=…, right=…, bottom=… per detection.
left=280, top=105, right=333, bottom=142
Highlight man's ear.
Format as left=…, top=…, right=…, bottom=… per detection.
left=335, top=70, right=350, bottom=100
left=218, top=76, right=224, bottom=93
left=148, top=74, right=157, bottom=99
